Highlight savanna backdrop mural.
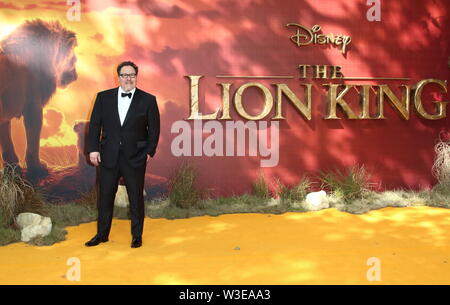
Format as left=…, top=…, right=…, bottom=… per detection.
left=0, top=0, right=448, bottom=201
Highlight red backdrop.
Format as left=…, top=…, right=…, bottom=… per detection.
left=0, top=0, right=449, bottom=199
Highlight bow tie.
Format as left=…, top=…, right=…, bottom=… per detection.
left=121, top=92, right=132, bottom=99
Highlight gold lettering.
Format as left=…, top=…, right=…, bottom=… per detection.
left=286, top=23, right=313, bottom=47
left=314, top=65, right=328, bottom=79
left=359, top=85, right=372, bottom=119
left=218, top=83, right=232, bottom=120
left=316, top=34, right=327, bottom=44
left=286, top=24, right=351, bottom=54
left=376, top=85, right=410, bottom=120
left=414, top=79, right=448, bottom=120
left=186, top=75, right=220, bottom=120
left=187, top=75, right=446, bottom=122
left=341, top=36, right=351, bottom=54
left=334, top=35, right=342, bottom=46
left=297, top=64, right=310, bottom=79
left=331, top=65, right=343, bottom=79
left=274, top=84, right=312, bottom=120
left=234, top=82, right=273, bottom=120
left=324, top=84, right=358, bottom=119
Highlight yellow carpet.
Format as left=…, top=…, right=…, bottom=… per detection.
left=1, top=206, right=450, bottom=285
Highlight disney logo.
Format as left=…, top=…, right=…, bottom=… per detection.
left=286, top=24, right=351, bottom=54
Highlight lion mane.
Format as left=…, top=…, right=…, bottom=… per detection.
left=0, top=19, right=78, bottom=179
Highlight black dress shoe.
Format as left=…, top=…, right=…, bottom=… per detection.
left=85, top=235, right=108, bottom=247
left=131, top=236, right=142, bottom=248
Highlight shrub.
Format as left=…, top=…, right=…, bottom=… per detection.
left=276, top=176, right=313, bottom=202
left=168, top=161, right=204, bottom=208
left=0, top=164, right=44, bottom=226
left=432, top=134, right=450, bottom=184
left=76, top=186, right=99, bottom=207
left=320, top=165, right=373, bottom=202
left=252, top=172, right=270, bottom=199
left=429, top=133, right=450, bottom=206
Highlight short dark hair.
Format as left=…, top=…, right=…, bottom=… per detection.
left=117, top=61, right=138, bottom=76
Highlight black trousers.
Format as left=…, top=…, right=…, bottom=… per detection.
left=97, top=148, right=147, bottom=238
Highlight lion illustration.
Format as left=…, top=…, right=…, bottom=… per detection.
left=73, top=120, right=90, bottom=170
left=0, top=19, right=78, bottom=180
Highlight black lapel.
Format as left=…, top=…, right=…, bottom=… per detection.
left=122, top=88, right=141, bottom=128
left=112, top=87, right=121, bottom=129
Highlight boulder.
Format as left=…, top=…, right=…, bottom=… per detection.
left=114, top=185, right=147, bottom=207
left=303, top=190, right=329, bottom=211
left=16, top=213, right=52, bottom=242
left=16, top=212, right=43, bottom=229
left=114, top=185, right=129, bottom=207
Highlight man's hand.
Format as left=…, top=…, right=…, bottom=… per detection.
left=147, top=154, right=151, bottom=163
left=89, top=152, right=101, bottom=166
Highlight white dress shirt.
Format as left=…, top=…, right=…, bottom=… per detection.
left=117, top=87, right=136, bottom=126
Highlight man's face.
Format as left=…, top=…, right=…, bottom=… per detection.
left=118, top=65, right=137, bottom=92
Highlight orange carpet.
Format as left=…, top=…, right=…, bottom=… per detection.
left=1, top=206, right=449, bottom=284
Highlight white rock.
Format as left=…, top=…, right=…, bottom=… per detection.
left=16, top=213, right=52, bottom=242
left=114, top=185, right=129, bottom=207
left=303, top=191, right=329, bottom=211
left=146, top=198, right=170, bottom=211
left=16, top=212, right=44, bottom=229
left=306, top=190, right=327, bottom=206
left=114, top=185, right=147, bottom=207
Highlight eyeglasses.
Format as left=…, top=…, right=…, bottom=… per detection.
left=119, top=73, right=137, bottom=79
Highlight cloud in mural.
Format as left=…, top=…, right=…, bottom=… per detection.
left=90, top=33, right=104, bottom=43
left=137, top=0, right=187, bottom=18
left=0, top=1, right=18, bottom=10
left=0, top=1, right=67, bottom=11
left=41, top=108, right=77, bottom=147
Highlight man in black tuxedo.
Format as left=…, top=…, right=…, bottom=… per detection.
left=85, top=61, right=160, bottom=248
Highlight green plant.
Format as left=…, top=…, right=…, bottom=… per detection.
left=320, top=165, right=373, bottom=202
left=76, top=186, right=99, bottom=207
left=46, top=202, right=97, bottom=227
left=429, top=134, right=450, bottom=206
left=168, top=161, right=204, bottom=208
left=252, top=172, right=270, bottom=199
left=428, top=181, right=450, bottom=207
left=0, top=164, right=44, bottom=226
left=26, top=224, right=67, bottom=246
left=0, top=224, right=20, bottom=246
left=276, top=176, right=313, bottom=202
left=432, top=135, right=450, bottom=184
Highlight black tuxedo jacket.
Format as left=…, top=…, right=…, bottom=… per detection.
left=87, top=87, right=160, bottom=168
